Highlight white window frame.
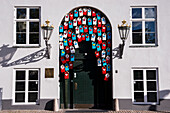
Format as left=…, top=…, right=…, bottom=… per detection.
left=12, top=68, right=40, bottom=105
left=13, top=6, right=41, bottom=47
left=131, top=68, right=159, bottom=105
left=130, top=6, right=157, bottom=46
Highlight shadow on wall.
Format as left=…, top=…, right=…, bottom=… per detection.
left=0, top=44, right=46, bottom=67
left=112, top=46, right=120, bottom=59
left=45, top=100, right=54, bottom=111
left=0, top=44, right=17, bottom=66
left=148, top=90, right=170, bottom=111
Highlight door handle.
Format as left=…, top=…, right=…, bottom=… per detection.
left=74, top=83, right=77, bottom=90
left=74, top=73, right=76, bottom=78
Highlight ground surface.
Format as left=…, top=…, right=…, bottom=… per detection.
left=0, top=109, right=169, bottom=113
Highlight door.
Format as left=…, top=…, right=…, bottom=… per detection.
left=72, top=41, right=97, bottom=108
left=71, top=42, right=112, bottom=109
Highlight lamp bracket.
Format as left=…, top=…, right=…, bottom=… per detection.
left=119, top=40, right=125, bottom=59
left=45, top=41, right=51, bottom=59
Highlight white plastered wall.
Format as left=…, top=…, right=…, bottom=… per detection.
left=0, top=0, right=170, bottom=102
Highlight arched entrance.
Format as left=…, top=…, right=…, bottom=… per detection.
left=59, top=6, right=112, bottom=109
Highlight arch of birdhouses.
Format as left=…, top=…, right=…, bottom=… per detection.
left=59, top=6, right=112, bottom=81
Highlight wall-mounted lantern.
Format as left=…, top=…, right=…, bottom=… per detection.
left=41, top=20, right=54, bottom=59
left=118, top=20, right=131, bottom=59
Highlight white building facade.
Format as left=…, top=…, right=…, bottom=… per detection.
left=0, top=0, right=170, bottom=111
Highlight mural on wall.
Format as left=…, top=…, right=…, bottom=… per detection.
left=59, top=7, right=112, bottom=81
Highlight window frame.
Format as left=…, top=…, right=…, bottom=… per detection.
left=130, top=6, right=157, bottom=47
left=13, top=6, right=41, bottom=47
left=131, top=68, right=159, bottom=105
left=13, top=68, right=40, bottom=105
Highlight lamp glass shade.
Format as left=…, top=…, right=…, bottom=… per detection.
left=118, top=26, right=130, bottom=40
left=41, top=26, right=54, bottom=41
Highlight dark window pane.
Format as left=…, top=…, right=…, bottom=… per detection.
left=132, top=33, right=142, bottom=44
left=29, top=34, right=39, bottom=44
left=147, top=70, right=156, bottom=80
left=29, top=81, right=38, bottom=91
left=145, top=33, right=155, bottom=44
left=132, top=22, right=142, bottom=32
left=17, top=22, right=26, bottom=32
left=132, top=8, right=142, bottom=18
left=147, top=81, right=157, bottom=91
left=16, top=82, right=25, bottom=91
left=30, top=8, right=39, bottom=19
left=145, top=8, right=155, bottom=18
left=16, top=71, right=25, bottom=80
left=134, top=92, right=144, bottom=102
left=134, top=81, right=144, bottom=91
left=147, top=92, right=157, bottom=102
left=145, top=22, right=155, bottom=32
left=29, top=22, right=39, bottom=32
left=28, top=92, right=38, bottom=102
left=134, top=70, right=143, bottom=80
left=15, top=93, right=25, bottom=102
left=29, top=70, right=38, bottom=80
left=16, top=33, right=26, bottom=44
left=17, top=8, right=26, bottom=19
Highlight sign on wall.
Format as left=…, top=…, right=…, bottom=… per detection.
left=45, top=68, right=54, bottom=78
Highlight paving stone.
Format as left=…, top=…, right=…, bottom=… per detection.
left=0, top=110, right=169, bottom=113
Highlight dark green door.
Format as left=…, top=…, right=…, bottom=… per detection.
left=71, top=42, right=112, bottom=109
left=72, top=41, right=96, bottom=108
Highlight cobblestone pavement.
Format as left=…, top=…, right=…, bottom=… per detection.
left=0, top=109, right=170, bottom=113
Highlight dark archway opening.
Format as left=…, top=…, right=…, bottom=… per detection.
left=59, top=6, right=113, bottom=109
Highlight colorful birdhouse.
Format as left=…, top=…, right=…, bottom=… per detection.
left=85, top=34, right=90, bottom=41
left=88, top=18, right=92, bottom=26
left=65, top=14, right=69, bottom=22
left=68, top=21, right=73, bottom=29
left=89, top=26, right=93, bottom=34
left=59, top=25, right=64, bottom=33
left=69, top=12, right=74, bottom=20
left=64, top=22, right=68, bottom=30
left=91, top=33, right=96, bottom=42
left=93, top=17, right=97, bottom=25
left=97, top=28, right=102, bottom=36
left=79, top=8, right=83, bottom=17
left=82, top=17, right=86, bottom=25
left=74, top=9, right=78, bottom=17
left=72, top=32, right=76, bottom=40
left=75, top=26, right=80, bottom=34
left=73, top=18, right=77, bottom=26
left=63, top=39, right=68, bottom=46
left=92, top=42, right=96, bottom=49
left=79, top=25, right=84, bottom=33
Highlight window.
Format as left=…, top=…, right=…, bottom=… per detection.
left=132, top=68, right=159, bottom=104
left=130, top=7, right=157, bottom=46
left=14, top=7, right=40, bottom=46
left=14, top=69, right=39, bottom=104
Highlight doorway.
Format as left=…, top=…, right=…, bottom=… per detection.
left=59, top=6, right=113, bottom=109
left=71, top=42, right=112, bottom=109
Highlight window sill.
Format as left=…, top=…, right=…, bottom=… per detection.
left=133, top=102, right=159, bottom=105
left=12, top=102, right=38, bottom=105
left=129, top=45, right=158, bottom=48
left=13, top=45, right=41, bottom=48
